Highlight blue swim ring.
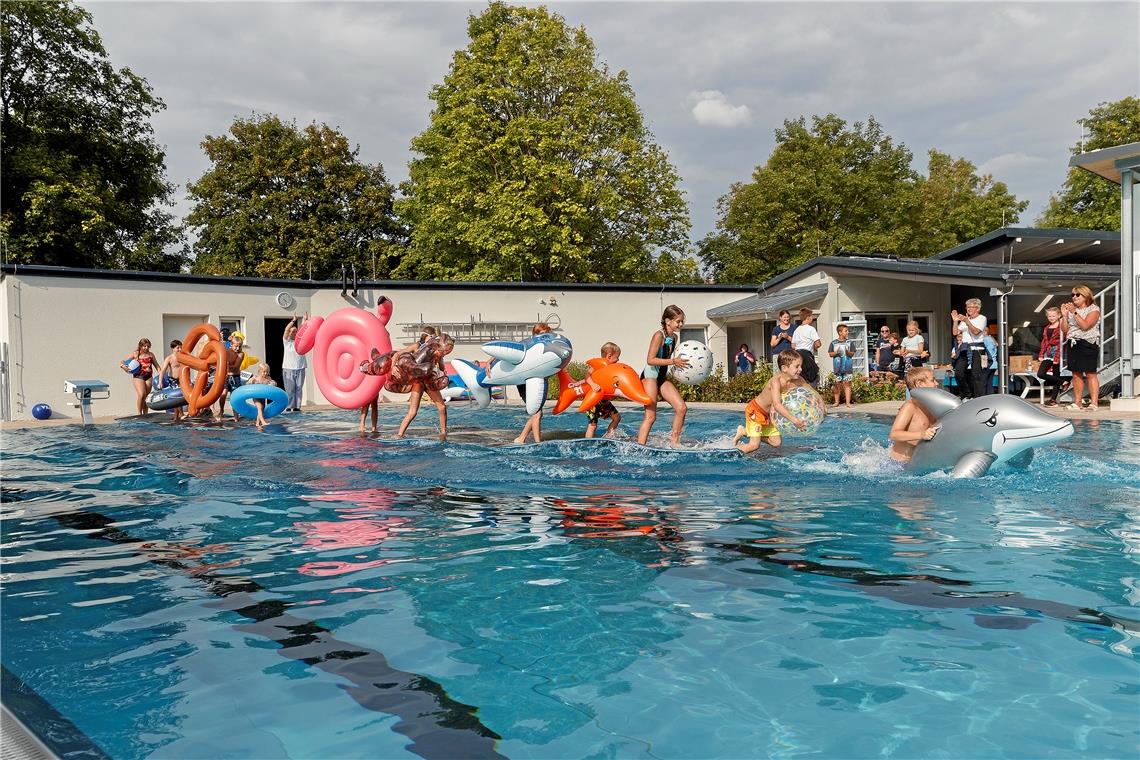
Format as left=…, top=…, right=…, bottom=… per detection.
left=228, top=384, right=288, bottom=419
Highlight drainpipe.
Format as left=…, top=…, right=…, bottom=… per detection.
left=998, top=293, right=1008, bottom=395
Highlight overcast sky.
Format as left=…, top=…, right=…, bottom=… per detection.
left=83, top=1, right=1138, bottom=249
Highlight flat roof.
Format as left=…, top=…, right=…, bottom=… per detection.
left=707, top=285, right=828, bottom=319
left=931, top=227, right=1118, bottom=263
left=0, top=264, right=756, bottom=293
left=760, top=254, right=1120, bottom=292
left=1070, top=141, right=1140, bottom=184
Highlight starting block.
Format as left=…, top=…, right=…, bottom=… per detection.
left=64, top=380, right=110, bottom=425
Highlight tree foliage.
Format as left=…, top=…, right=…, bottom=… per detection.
left=1, top=0, right=185, bottom=270
left=395, top=2, right=691, bottom=283
left=698, top=114, right=1027, bottom=284
left=1038, top=97, right=1140, bottom=231
left=186, top=115, right=403, bottom=280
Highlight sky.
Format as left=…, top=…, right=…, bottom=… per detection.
left=82, top=1, right=1139, bottom=249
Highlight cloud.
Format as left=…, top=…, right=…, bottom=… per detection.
left=690, top=91, right=753, bottom=128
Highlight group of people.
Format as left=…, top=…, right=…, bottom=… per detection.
left=123, top=316, right=309, bottom=426
left=121, top=282, right=1105, bottom=443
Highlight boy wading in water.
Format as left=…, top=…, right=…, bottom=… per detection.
left=733, top=349, right=810, bottom=453
left=888, top=367, right=940, bottom=464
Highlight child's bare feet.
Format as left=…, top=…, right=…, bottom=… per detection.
left=512, top=435, right=526, bottom=444
left=732, top=425, right=746, bottom=446
left=845, top=403, right=854, bottom=409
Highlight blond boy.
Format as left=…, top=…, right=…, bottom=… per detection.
left=733, top=350, right=809, bottom=453
left=888, top=367, right=940, bottom=463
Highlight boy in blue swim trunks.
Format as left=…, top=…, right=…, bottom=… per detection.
left=828, top=323, right=856, bottom=408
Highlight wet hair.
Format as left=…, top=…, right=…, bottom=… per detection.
left=532, top=323, right=553, bottom=335
left=600, top=342, right=620, bottom=357
left=905, top=366, right=935, bottom=389
left=137, top=338, right=151, bottom=351
left=418, top=325, right=439, bottom=343
left=169, top=339, right=183, bottom=350
left=660, top=305, right=685, bottom=329
left=798, top=308, right=814, bottom=321
left=777, top=349, right=801, bottom=370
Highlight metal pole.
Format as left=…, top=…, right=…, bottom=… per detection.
left=1120, top=168, right=1135, bottom=398
left=998, top=294, right=1008, bottom=395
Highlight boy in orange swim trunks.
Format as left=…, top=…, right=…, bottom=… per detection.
left=733, top=350, right=809, bottom=452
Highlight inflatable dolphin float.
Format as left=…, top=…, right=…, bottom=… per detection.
left=451, top=333, right=573, bottom=415
left=907, top=387, right=1074, bottom=478
left=551, top=358, right=653, bottom=414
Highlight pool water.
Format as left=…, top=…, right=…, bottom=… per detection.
left=2, top=406, right=1138, bottom=759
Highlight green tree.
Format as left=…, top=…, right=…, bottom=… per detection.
left=1038, top=97, right=1140, bottom=231
left=395, top=2, right=690, bottom=283
left=186, top=115, right=403, bottom=280
left=904, top=150, right=1027, bottom=257
left=699, top=115, right=1028, bottom=283
left=698, top=115, right=917, bottom=283
left=1, top=0, right=186, bottom=270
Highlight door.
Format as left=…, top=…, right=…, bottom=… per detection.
left=163, top=314, right=208, bottom=354
left=263, top=318, right=291, bottom=387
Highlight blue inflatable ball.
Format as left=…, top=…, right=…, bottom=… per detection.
left=31, top=403, right=52, bottom=420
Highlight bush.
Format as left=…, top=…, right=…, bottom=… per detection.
left=677, top=362, right=775, bottom=403
left=545, top=361, right=587, bottom=399
left=819, top=371, right=907, bottom=403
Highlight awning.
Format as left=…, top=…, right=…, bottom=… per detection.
left=707, top=284, right=828, bottom=320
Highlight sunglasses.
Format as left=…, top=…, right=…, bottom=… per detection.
left=1071, top=293, right=1081, bottom=298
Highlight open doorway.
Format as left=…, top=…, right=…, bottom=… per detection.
left=263, top=318, right=291, bottom=387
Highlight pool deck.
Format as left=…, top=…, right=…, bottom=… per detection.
left=3, top=398, right=1136, bottom=430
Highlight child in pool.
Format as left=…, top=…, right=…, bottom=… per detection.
left=391, top=328, right=454, bottom=440
left=244, top=362, right=277, bottom=429
left=122, top=337, right=157, bottom=416
left=217, top=332, right=246, bottom=422
left=638, top=305, right=689, bottom=446
left=733, top=350, right=809, bottom=452
left=156, top=339, right=185, bottom=422
left=514, top=323, right=555, bottom=444
left=888, top=366, right=940, bottom=464
left=572, top=342, right=624, bottom=439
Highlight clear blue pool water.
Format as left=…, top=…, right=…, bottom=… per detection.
left=2, top=405, right=1138, bottom=759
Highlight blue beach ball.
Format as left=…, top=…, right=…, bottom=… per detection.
left=31, top=403, right=52, bottom=420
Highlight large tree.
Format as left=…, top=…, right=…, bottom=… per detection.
left=1, top=0, right=185, bottom=271
left=395, top=2, right=690, bottom=283
left=698, top=115, right=917, bottom=283
left=186, top=115, right=403, bottom=280
left=904, top=150, right=1027, bottom=257
left=699, top=115, right=1027, bottom=283
left=1038, top=97, right=1140, bottom=231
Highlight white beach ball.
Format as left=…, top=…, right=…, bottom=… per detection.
left=671, top=341, right=714, bottom=385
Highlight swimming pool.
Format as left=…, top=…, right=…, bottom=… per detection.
left=2, top=406, right=1138, bottom=759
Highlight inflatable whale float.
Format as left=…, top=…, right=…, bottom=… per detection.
left=451, top=333, right=573, bottom=415
left=908, top=387, right=1074, bottom=478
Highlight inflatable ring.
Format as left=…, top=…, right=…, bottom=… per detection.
left=177, top=324, right=227, bottom=416
left=295, top=298, right=394, bottom=409
left=229, top=384, right=289, bottom=419
left=147, top=386, right=186, bottom=411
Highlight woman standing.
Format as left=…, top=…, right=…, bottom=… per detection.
left=1060, top=284, right=1101, bottom=410
left=770, top=310, right=795, bottom=366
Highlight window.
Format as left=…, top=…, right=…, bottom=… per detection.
left=219, top=318, right=243, bottom=341
left=680, top=326, right=706, bottom=344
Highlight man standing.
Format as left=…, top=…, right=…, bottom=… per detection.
left=282, top=313, right=307, bottom=412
